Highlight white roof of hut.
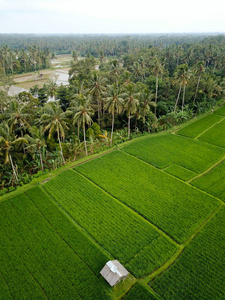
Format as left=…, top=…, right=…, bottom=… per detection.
left=100, top=260, right=129, bottom=286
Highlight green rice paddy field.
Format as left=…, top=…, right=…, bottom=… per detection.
left=1, top=105, right=225, bottom=299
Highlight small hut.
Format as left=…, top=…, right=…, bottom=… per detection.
left=100, top=260, right=129, bottom=286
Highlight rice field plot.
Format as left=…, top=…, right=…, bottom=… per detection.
left=191, top=160, right=225, bottom=202
left=198, top=118, right=225, bottom=148
left=75, top=150, right=220, bottom=244
left=151, top=206, right=225, bottom=299
left=43, top=170, right=177, bottom=277
left=213, top=105, right=225, bottom=116
left=123, top=283, right=159, bottom=300
left=177, top=114, right=223, bottom=138
left=164, top=164, right=197, bottom=181
left=122, top=134, right=225, bottom=173
left=0, top=192, right=111, bottom=300
left=25, top=186, right=111, bottom=276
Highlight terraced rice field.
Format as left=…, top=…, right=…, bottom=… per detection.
left=122, top=134, right=225, bottom=172
left=0, top=189, right=111, bottom=299
left=43, top=170, right=177, bottom=277
left=151, top=206, right=225, bottom=299
left=1, top=105, right=225, bottom=299
left=75, top=150, right=220, bottom=243
left=191, top=160, right=225, bottom=202
left=198, top=118, right=225, bottom=148
left=164, top=164, right=197, bottom=181
left=177, top=114, right=223, bottom=138
left=123, top=283, right=158, bottom=299
left=214, top=105, right=225, bottom=116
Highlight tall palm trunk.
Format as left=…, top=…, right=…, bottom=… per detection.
left=9, top=153, right=18, bottom=182
left=57, top=128, right=65, bottom=164
left=155, top=74, right=158, bottom=117
left=182, top=85, right=186, bottom=112
left=97, top=96, right=101, bottom=126
left=193, top=75, right=201, bottom=105
left=111, top=110, right=115, bottom=146
left=83, top=122, right=88, bottom=156
left=174, top=84, right=182, bottom=113
left=128, top=111, right=131, bottom=138
left=77, top=122, right=80, bottom=142
left=39, top=149, right=44, bottom=171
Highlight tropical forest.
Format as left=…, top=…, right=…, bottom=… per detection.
left=0, top=33, right=225, bottom=299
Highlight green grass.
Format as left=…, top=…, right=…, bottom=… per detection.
left=151, top=206, right=225, bottom=299
left=43, top=169, right=177, bottom=277
left=0, top=191, right=111, bottom=300
left=75, top=150, right=220, bottom=244
left=214, top=105, right=225, bottom=116
left=123, top=282, right=159, bottom=300
left=122, top=134, right=225, bottom=173
left=164, top=164, right=197, bottom=181
left=191, top=160, right=225, bottom=202
left=177, top=114, right=223, bottom=138
left=198, top=119, right=225, bottom=148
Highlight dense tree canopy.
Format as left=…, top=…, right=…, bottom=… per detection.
left=0, top=33, right=225, bottom=193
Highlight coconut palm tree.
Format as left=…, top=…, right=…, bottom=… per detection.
left=40, top=104, right=71, bottom=164
left=109, top=60, right=121, bottom=85
left=25, top=126, right=46, bottom=171
left=73, top=95, right=94, bottom=156
left=88, top=72, right=106, bottom=126
left=173, top=64, right=192, bottom=113
left=193, top=61, right=205, bottom=105
left=104, top=84, right=124, bottom=145
left=5, top=100, right=31, bottom=135
left=47, top=77, right=58, bottom=102
left=123, top=83, right=140, bottom=138
left=0, top=122, right=28, bottom=181
left=139, top=87, right=156, bottom=124
left=151, top=57, right=164, bottom=117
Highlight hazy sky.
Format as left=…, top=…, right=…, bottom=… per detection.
left=0, top=0, right=225, bottom=34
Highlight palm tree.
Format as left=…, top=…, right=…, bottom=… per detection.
left=73, top=96, right=94, bottom=156
left=104, top=84, right=124, bottom=145
left=0, top=122, right=27, bottom=181
left=193, top=61, right=205, bottom=105
left=123, top=83, right=140, bottom=138
left=109, top=60, right=121, bottom=85
left=5, top=100, right=31, bottom=154
left=40, top=104, right=71, bottom=164
left=47, top=77, right=58, bottom=102
left=176, top=45, right=184, bottom=67
left=121, top=70, right=133, bottom=86
left=173, top=64, right=192, bottom=113
left=70, top=81, right=89, bottom=141
left=5, top=100, right=31, bottom=135
left=88, top=72, right=106, bottom=126
left=132, top=61, right=144, bottom=81
left=139, top=87, right=156, bottom=124
left=151, top=57, right=164, bottom=117
left=25, top=126, right=46, bottom=171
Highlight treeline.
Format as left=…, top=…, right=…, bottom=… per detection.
left=0, top=45, right=53, bottom=74
left=0, top=34, right=225, bottom=193
left=0, top=33, right=223, bottom=56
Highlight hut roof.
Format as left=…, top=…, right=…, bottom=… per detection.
left=100, top=260, right=129, bottom=286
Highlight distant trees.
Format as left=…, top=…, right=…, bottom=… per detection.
left=0, top=45, right=51, bottom=74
